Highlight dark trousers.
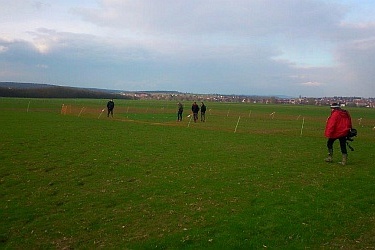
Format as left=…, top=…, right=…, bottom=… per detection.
left=193, top=112, right=198, bottom=122
left=177, top=111, right=183, bottom=121
left=327, top=137, right=347, bottom=154
left=107, top=109, right=113, bottom=117
left=201, top=112, right=205, bottom=122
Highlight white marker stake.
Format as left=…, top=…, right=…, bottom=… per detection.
left=234, top=116, right=241, bottom=133
left=300, top=117, right=305, bottom=136
left=78, top=107, right=85, bottom=117
left=248, top=110, right=252, bottom=118
left=98, top=109, right=105, bottom=119
left=187, top=114, right=193, bottom=127
left=227, top=109, right=230, bottom=117
left=27, top=100, right=31, bottom=113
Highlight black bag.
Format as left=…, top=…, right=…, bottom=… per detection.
left=347, top=128, right=357, bottom=140
left=346, top=128, right=357, bottom=151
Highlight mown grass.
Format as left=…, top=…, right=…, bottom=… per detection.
left=1, top=98, right=375, bottom=249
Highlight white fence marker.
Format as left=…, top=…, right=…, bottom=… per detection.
left=98, top=109, right=105, bottom=119
left=187, top=114, right=193, bottom=127
left=300, top=117, right=305, bottom=136
left=27, top=100, right=31, bottom=113
left=78, top=107, right=85, bottom=117
left=234, top=116, right=241, bottom=133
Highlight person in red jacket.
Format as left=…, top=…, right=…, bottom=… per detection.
left=324, top=103, right=352, bottom=165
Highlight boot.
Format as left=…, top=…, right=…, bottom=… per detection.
left=325, top=149, right=333, bottom=163
left=339, top=154, right=348, bottom=166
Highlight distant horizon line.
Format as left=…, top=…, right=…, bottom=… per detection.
left=0, top=81, right=373, bottom=99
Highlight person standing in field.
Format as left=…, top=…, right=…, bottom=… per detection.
left=177, top=102, right=183, bottom=121
left=324, top=103, right=352, bottom=165
left=191, top=102, right=199, bottom=122
left=200, top=102, right=206, bottom=122
left=107, top=99, right=115, bottom=117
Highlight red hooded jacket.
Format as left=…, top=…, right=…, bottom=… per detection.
left=325, top=108, right=352, bottom=139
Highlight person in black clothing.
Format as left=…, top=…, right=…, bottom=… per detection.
left=107, top=99, right=115, bottom=117
left=200, top=102, right=206, bottom=122
left=177, top=102, right=183, bottom=121
left=191, top=102, right=199, bottom=122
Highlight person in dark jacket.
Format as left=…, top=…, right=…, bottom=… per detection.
left=107, top=99, right=115, bottom=117
left=177, top=102, right=183, bottom=121
left=324, top=103, right=352, bottom=165
left=191, top=102, right=199, bottom=122
left=200, top=102, right=206, bottom=122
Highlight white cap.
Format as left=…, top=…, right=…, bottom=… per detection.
left=330, top=103, right=340, bottom=108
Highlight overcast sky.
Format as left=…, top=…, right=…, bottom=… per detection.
left=1, top=0, right=375, bottom=97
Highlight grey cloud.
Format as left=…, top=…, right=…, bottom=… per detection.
left=0, top=0, right=49, bottom=19
left=75, top=0, right=345, bottom=38
left=335, top=38, right=375, bottom=96
left=0, top=30, right=295, bottom=94
left=1, top=0, right=375, bottom=97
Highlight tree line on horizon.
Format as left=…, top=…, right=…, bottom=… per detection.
left=0, top=82, right=132, bottom=99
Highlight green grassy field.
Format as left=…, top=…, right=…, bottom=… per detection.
left=1, top=98, right=375, bottom=249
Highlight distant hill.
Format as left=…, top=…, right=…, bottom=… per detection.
left=0, top=82, right=297, bottom=100
left=0, top=82, right=53, bottom=89
left=0, top=82, right=132, bottom=99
